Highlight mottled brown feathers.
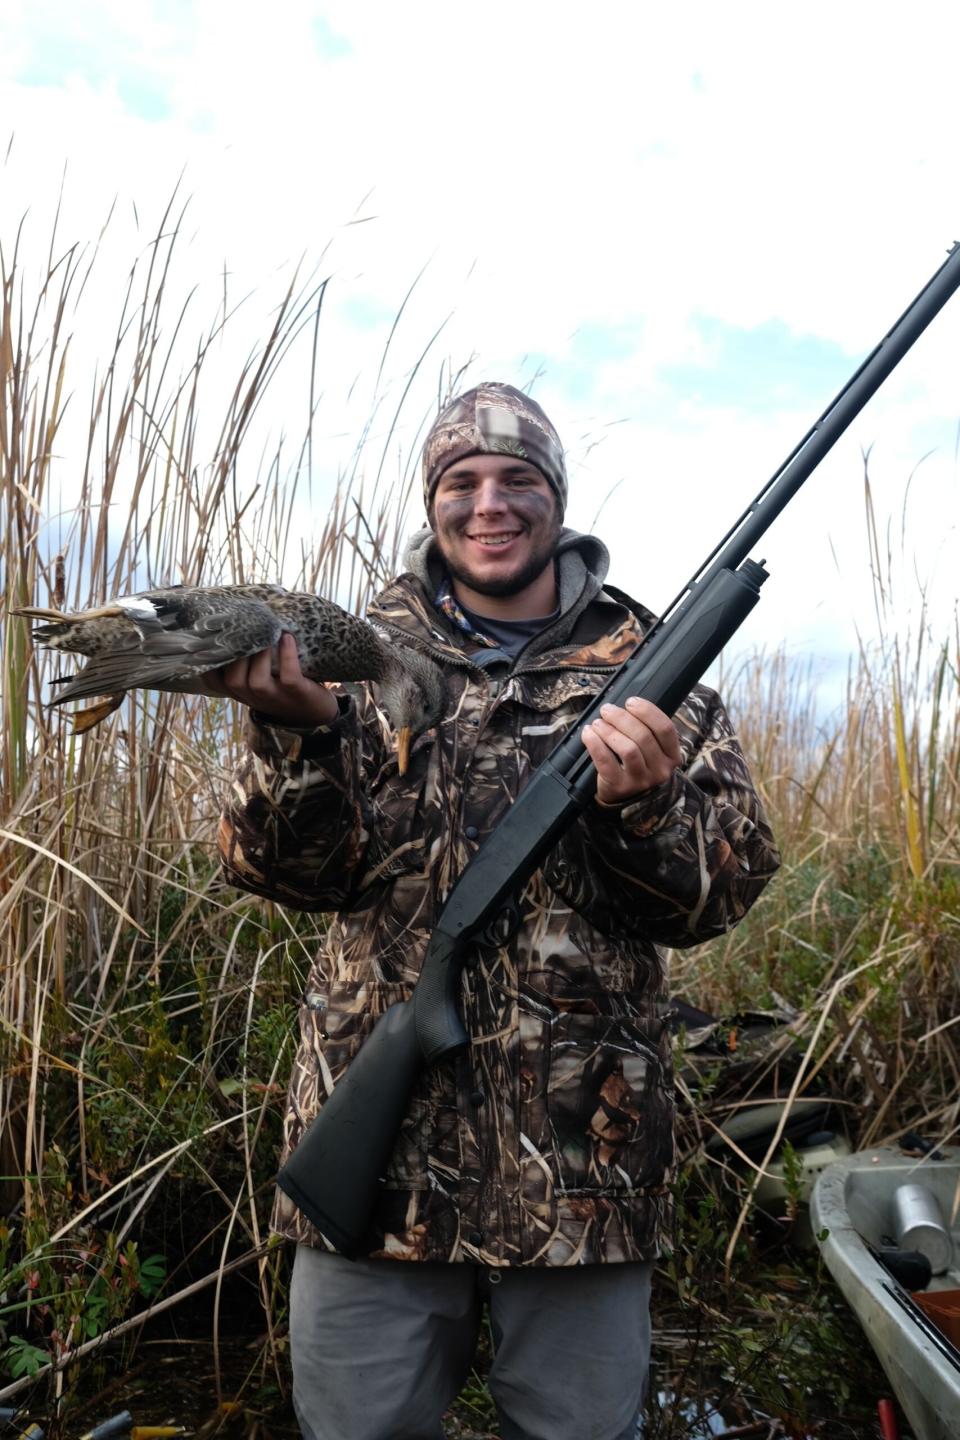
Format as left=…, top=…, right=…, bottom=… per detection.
left=15, top=585, right=444, bottom=752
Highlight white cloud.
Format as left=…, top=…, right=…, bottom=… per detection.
left=1, top=0, right=959, bottom=696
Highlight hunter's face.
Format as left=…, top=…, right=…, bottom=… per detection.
left=431, top=455, right=561, bottom=598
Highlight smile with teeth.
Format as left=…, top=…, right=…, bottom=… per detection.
left=468, top=532, right=522, bottom=546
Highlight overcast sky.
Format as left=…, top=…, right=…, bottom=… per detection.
left=2, top=0, right=959, bottom=713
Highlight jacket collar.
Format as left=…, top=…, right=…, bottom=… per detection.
left=369, top=528, right=651, bottom=672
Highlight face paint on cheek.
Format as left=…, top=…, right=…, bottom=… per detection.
left=434, top=496, right=476, bottom=529
left=507, top=491, right=555, bottom=523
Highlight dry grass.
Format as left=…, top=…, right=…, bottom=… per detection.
left=0, top=196, right=432, bottom=1404
left=0, top=196, right=957, bottom=1430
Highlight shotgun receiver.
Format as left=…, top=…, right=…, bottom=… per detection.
left=278, top=243, right=960, bottom=1256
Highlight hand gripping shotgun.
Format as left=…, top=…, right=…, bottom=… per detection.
left=278, top=243, right=960, bottom=1256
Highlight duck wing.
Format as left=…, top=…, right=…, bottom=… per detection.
left=45, top=590, right=284, bottom=705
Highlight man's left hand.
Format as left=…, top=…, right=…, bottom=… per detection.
left=581, top=696, right=682, bottom=806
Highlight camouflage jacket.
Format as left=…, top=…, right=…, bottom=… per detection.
left=218, top=532, right=780, bottom=1266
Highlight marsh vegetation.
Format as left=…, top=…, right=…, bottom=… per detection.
left=1, top=201, right=956, bottom=1437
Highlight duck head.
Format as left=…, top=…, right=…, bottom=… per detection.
left=377, top=647, right=445, bottom=773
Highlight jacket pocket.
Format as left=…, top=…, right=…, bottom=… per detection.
left=363, top=749, right=430, bottom=881
left=296, top=980, right=454, bottom=1194
left=514, top=669, right=608, bottom=714
left=530, top=1010, right=675, bottom=1195
left=296, top=981, right=365, bottom=1105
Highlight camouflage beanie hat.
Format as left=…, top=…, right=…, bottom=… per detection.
left=421, top=382, right=567, bottom=516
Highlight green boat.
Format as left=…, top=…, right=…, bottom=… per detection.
left=811, top=1145, right=960, bottom=1439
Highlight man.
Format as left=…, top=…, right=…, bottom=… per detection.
left=217, top=383, right=780, bottom=1440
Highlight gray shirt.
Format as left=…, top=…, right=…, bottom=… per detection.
left=459, top=601, right=560, bottom=668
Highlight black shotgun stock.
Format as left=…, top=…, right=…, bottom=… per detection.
left=278, top=243, right=960, bottom=1255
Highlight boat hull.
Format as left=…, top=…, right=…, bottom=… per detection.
left=811, top=1146, right=960, bottom=1440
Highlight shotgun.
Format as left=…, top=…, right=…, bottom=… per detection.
left=278, top=242, right=960, bottom=1256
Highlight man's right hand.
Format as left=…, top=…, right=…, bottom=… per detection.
left=203, top=632, right=340, bottom=727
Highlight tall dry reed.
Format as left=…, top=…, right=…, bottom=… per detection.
left=0, top=194, right=446, bottom=1400
left=0, top=195, right=956, bottom=1417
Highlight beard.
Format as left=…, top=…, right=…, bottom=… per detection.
left=441, top=529, right=560, bottom=597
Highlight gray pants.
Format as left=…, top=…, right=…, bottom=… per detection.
left=290, top=1245, right=652, bottom=1440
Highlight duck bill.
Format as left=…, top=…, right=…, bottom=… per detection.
left=396, top=726, right=411, bottom=775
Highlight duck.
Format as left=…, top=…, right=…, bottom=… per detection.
left=15, top=584, right=445, bottom=773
